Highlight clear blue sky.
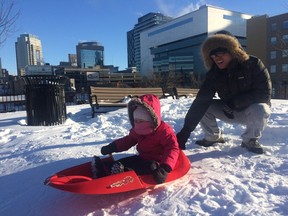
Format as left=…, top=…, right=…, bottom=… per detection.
left=1, top=0, right=287, bottom=75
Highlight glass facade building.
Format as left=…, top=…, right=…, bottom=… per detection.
left=76, top=42, right=104, bottom=68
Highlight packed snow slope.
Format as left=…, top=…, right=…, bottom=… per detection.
left=0, top=97, right=288, bottom=216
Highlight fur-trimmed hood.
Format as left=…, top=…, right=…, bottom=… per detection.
left=201, top=33, right=249, bottom=70
left=127, top=94, right=161, bottom=129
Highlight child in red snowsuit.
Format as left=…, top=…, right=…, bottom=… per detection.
left=94, top=94, right=180, bottom=184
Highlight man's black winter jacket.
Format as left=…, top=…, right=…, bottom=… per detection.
left=183, top=55, right=272, bottom=132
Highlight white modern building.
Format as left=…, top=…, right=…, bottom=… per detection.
left=139, top=5, right=253, bottom=80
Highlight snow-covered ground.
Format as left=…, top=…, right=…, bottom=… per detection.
left=0, top=97, right=287, bottom=216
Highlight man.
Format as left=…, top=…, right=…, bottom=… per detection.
left=177, top=31, right=272, bottom=154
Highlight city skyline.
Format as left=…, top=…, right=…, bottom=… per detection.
left=0, top=0, right=288, bottom=75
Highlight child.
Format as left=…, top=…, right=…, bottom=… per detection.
left=92, top=94, right=180, bottom=184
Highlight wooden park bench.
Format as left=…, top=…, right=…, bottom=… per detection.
left=161, top=87, right=199, bottom=99
left=89, top=86, right=199, bottom=117
left=89, top=87, right=168, bottom=117
left=174, top=87, right=199, bottom=99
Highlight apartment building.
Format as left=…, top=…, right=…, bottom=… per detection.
left=247, top=13, right=288, bottom=99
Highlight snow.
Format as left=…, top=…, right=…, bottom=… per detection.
left=0, top=98, right=288, bottom=216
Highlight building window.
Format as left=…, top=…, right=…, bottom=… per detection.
left=148, top=17, right=193, bottom=37
left=283, top=20, right=288, bottom=29
left=283, top=34, right=288, bottom=42
left=282, top=64, right=288, bottom=72
left=282, top=50, right=288, bottom=58
left=223, top=15, right=245, bottom=23
left=270, top=65, right=276, bottom=73
left=271, top=37, right=277, bottom=45
left=36, top=50, right=41, bottom=64
left=270, top=51, right=277, bottom=59
left=271, top=23, right=277, bottom=31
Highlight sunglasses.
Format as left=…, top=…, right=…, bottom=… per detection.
left=210, top=51, right=227, bottom=59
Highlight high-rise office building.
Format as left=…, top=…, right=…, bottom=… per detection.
left=127, top=12, right=173, bottom=71
left=76, top=42, right=104, bottom=68
left=15, top=34, right=43, bottom=76
left=68, top=54, right=77, bottom=67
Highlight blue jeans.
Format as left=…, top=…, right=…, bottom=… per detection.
left=199, top=100, right=271, bottom=143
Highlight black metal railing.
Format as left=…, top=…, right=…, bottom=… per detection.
left=0, top=93, right=26, bottom=113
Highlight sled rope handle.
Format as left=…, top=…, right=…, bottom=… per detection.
left=45, top=174, right=92, bottom=185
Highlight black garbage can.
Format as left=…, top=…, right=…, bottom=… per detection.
left=23, top=75, right=67, bottom=126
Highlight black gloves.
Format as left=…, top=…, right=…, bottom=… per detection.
left=101, top=142, right=117, bottom=155
left=151, top=163, right=172, bottom=184
left=176, top=127, right=191, bottom=150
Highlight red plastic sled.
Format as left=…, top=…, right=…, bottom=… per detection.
left=44, top=150, right=190, bottom=195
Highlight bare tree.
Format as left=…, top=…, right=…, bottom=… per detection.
left=0, top=0, right=19, bottom=46
left=273, top=31, right=288, bottom=55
